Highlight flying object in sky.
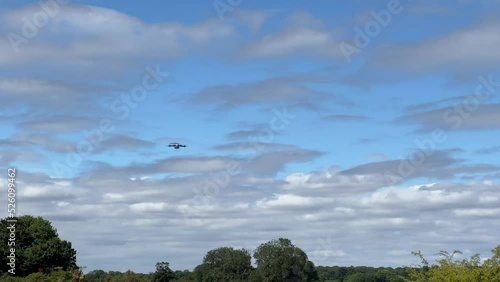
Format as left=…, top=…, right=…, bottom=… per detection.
left=167, top=142, right=187, bottom=149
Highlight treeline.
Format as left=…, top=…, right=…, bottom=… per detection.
left=83, top=265, right=411, bottom=282
left=1, top=216, right=499, bottom=281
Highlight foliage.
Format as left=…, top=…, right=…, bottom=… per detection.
left=0, top=268, right=84, bottom=282
left=0, top=215, right=77, bottom=277
left=315, top=265, right=408, bottom=282
left=193, top=246, right=252, bottom=281
left=253, top=237, right=318, bottom=282
left=174, top=269, right=195, bottom=281
left=406, top=245, right=500, bottom=282
left=83, top=269, right=152, bottom=282
left=83, top=269, right=107, bottom=281
left=0, top=272, right=22, bottom=281
left=153, top=262, right=176, bottom=282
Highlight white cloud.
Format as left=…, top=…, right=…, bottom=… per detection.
left=239, top=27, right=342, bottom=58
left=130, top=202, right=168, bottom=212
left=2, top=167, right=499, bottom=272
left=0, top=3, right=237, bottom=70
left=454, top=208, right=500, bottom=217
left=19, top=179, right=88, bottom=199
left=256, top=193, right=324, bottom=208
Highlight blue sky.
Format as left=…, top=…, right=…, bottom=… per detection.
left=1, top=0, right=500, bottom=274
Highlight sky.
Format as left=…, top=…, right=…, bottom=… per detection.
left=1, top=0, right=500, bottom=274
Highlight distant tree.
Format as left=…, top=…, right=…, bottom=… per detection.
left=0, top=215, right=77, bottom=276
left=253, top=238, right=318, bottom=282
left=104, top=270, right=125, bottom=281
left=120, top=270, right=152, bottom=282
left=83, top=270, right=152, bottom=282
left=375, top=269, right=406, bottom=282
left=153, top=262, right=176, bottom=282
left=173, top=269, right=194, bottom=281
left=316, top=265, right=407, bottom=282
left=84, top=269, right=107, bottom=281
left=344, top=269, right=406, bottom=282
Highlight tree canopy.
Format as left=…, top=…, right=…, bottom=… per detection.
left=253, top=237, right=318, bottom=282
left=0, top=215, right=77, bottom=277
left=153, top=261, right=176, bottom=282
left=407, top=245, right=500, bottom=281
left=193, top=246, right=252, bottom=281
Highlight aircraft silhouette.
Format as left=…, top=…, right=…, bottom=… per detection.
left=167, top=142, right=187, bottom=149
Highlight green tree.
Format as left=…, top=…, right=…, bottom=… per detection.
left=192, top=263, right=211, bottom=282
left=304, top=260, right=319, bottom=282
left=344, top=269, right=406, bottom=282
left=0, top=215, right=77, bottom=276
left=194, top=246, right=252, bottom=281
left=0, top=272, right=23, bottom=281
left=482, top=245, right=500, bottom=281
left=173, top=269, right=194, bottom=281
left=248, top=270, right=265, bottom=282
left=253, top=238, right=318, bottom=282
left=406, top=245, right=500, bottom=282
left=153, top=262, right=176, bottom=282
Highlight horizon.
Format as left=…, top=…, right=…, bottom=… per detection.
left=1, top=0, right=499, bottom=274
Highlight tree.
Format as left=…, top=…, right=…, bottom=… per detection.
left=304, top=260, right=319, bottom=282
left=153, top=262, right=176, bottom=282
left=406, top=245, right=500, bottom=281
left=192, top=263, right=211, bottom=282
left=194, top=246, right=252, bottom=281
left=472, top=245, right=500, bottom=282
left=0, top=215, right=77, bottom=276
left=344, top=269, right=406, bottom=282
left=173, top=269, right=194, bottom=281
left=253, top=238, right=318, bottom=282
